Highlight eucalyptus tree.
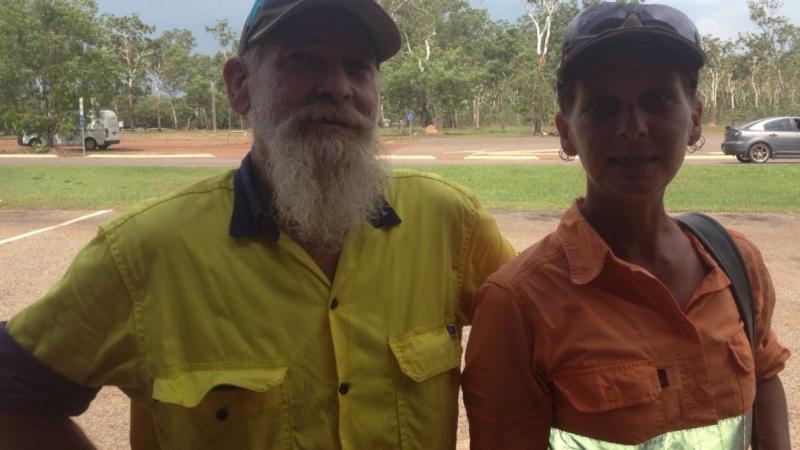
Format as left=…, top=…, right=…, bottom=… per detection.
left=0, top=0, right=113, bottom=147
left=379, top=0, right=470, bottom=126
left=157, top=29, right=196, bottom=130
left=746, top=0, right=797, bottom=96
left=103, top=13, right=155, bottom=130
left=206, top=19, right=239, bottom=130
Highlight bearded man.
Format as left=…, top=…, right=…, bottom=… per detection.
left=0, top=1, right=514, bottom=449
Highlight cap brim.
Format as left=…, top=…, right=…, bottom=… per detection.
left=558, top=28, right=705, bottom=81
left=244, top=0, right=401, bottom=62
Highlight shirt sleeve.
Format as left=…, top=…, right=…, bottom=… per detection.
left=458, top=204, right=516, bottom=325
left=0, top=322, right=99, bottom=416
left=462, top=280, right=552, bottom=450
left=5, top=230, right=141, bottom=394
left=731, top=230, right=790, bottom=381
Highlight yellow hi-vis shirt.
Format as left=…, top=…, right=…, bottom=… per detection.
left=7, top=164, right=514, bottom=449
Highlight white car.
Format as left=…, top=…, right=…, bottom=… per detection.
left=18, top=109, right=121, bottom=150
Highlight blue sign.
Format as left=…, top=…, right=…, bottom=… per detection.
left=405, top=113, right=414, bottom=123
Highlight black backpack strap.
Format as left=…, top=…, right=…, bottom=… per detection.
left=676, top=212, right=759, bottom=448
left=675, top=213, right=755, bottom=348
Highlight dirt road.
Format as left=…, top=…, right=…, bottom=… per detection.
left=1, top=209, right=797, bottom=449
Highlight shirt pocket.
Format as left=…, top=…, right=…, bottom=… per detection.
left=389, top=321, right=462, bottom=450
left=727, top=327, right=756, bottom=409
left=552, top=360, right=662, bottom=413
left=150, top=362, right=291, bottom=450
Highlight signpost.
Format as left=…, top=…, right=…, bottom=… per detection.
left=79, top=97, right=86, bottom=156
left=405, top=112, right=414, bottom=136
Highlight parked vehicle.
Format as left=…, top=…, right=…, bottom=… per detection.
left=18, top=109, right=121, bottom=150
left=721, top=116, right=800, bottom=163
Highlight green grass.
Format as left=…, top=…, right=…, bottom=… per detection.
left=0, top=166, right=229, bottom=209
left=1, top=164, right=799, bottom=212
left=402, top=165, right=800, bottom=213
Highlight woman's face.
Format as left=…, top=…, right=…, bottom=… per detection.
left=555, top=56, right=702, bottom=203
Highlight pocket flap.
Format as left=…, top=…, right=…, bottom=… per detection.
left=153, top=362, right=288, bottom=407
left=728, top=329, right=755, bottom=373
left=389, top=323, right=462, bottom=382
left=552, top=360, right=661, bottom=413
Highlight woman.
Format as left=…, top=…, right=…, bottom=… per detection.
left=462, top=3, right=791, bottom=449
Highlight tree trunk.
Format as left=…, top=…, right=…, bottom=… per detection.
left=154, top=79, right=162, bottom=131
left=473, top=96, right=481, bottom=129
left=210, top=82, right=218, bottom=132
left=169, top=94, right=178, bottom=130
left=127, top=78, right=136, bottom=130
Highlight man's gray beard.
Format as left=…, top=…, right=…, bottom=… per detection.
left=252, top=101, right=388, bottom=250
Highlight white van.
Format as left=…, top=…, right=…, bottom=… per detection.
left=18, top=109, right=121, bottom=150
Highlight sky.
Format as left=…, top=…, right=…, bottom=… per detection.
left=93, top=0, right=800, bottom=55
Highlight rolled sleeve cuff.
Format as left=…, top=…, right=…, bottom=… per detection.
left=0, top=322, right=99, bottom=417
left=755, top=329, right=791, bottom=382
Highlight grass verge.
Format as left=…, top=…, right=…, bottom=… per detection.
left=0, top=164, right=798, bottom=212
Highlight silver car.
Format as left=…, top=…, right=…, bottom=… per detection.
left=721, top=116, right=800, bottom=163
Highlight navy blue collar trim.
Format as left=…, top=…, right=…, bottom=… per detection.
left=229, top=152, right=401, bottom=240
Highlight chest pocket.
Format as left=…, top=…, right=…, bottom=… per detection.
left=550, top=360, right=665, bottom=444
left=150, top=363, right=291, bottom=450
left=552, top=360, right=662, bottom=413
left=389, top=322, right=462, bottom=450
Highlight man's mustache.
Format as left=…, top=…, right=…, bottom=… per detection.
left=289, top=101, right=374, bottom=134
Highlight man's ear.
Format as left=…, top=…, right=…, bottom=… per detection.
left=555, top=112, right=575, bottom=156
left=689, top=100, right=703, bottom=145
left=223, top=57, right=251, bottom=115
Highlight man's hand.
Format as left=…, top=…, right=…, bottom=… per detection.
left=754, top=375, right=791, bottom=450
left=0, top=411, right=96, bottom=450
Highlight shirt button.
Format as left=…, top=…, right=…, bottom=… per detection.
left=693, top=388, right=707, bottom=402
left=339, top=383, right=350, bottom=395
left=604, top=388, right=618, bottom=402
left=330, top=298, right=339, bottom=310
left=216, top=407, right=229, bottom=421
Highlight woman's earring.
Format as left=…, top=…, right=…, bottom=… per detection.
left=687, top=135, right=705, bottom=153
left=559, top=148, right=576, bottom=162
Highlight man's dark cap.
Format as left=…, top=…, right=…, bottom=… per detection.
left=239, top=0, right=402, bottom=62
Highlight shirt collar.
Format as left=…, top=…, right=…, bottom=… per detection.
left=229, top=151, right=401, bottom=240
left=557, top=200, right=611, bottom=285
left=557, top=199, right=729, bottom=290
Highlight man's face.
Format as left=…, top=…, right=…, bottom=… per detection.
left=236, top=7, right=388, bottom=250
left=246, top=6, right=380, bottom=136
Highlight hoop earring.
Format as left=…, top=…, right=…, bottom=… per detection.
left=559, top=148, right=576, bottom=162
left=687, top=135, right=705, bottom=153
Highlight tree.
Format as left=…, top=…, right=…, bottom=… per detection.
left=522, top=0, right=566, bottom=135
left=744, top=0, right=800, bottom=115
left=103, top=13, right=155, bottom=130
left=205, top=19, right=238, bottom=131
left=157, top=29, right=196, bottom=130
left=0, top=0, right=114, bottom=147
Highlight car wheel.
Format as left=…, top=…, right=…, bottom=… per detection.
left=736, top=154, right=751, bottom=163
left=85, top=138, right=98, bottom=151
left=748, top=143, right=770, bottom=163
left=28, top=138, right=41, bottom=147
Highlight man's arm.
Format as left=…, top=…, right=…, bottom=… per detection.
left=754, top=375, right=790, bottom=450
left=0, top=324, right=101, bottom=449
left=0, top=412, right=96, bottom=450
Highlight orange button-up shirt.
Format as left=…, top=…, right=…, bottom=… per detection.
left=463, top=201, right=789, bottom=449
